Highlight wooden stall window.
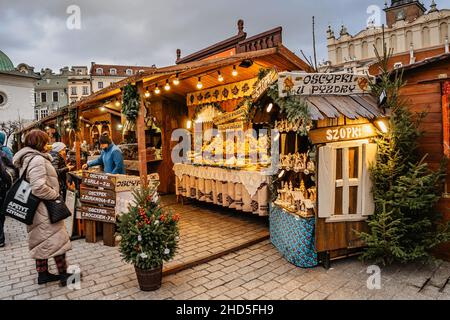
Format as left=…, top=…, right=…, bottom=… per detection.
left=318, top=140, right=377, bottom=222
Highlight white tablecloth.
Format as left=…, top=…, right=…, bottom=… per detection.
left=173, top=164, right=271, bottom=197
left=174, top=164, right=271, bottom=216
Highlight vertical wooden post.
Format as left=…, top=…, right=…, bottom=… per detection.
left=75, top=132, right=81, bottom=170
left=136, top=81, right=148, bottom=187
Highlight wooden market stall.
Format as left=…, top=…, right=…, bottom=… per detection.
left=269, top=72, right=385, bottom=268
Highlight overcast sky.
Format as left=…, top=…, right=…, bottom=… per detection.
left=0, top=0, right=448, bottom=71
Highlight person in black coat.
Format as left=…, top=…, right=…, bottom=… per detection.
left=0, top=150, right=17, bottom=247
left=49, top=143, right=74, bottom=199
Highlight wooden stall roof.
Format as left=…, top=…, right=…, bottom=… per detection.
left=18, top=45, right=310, bottom=134
left=72, top=45, right=312, bottom=109
left=19, top=106, right=70, bottom=134
left=303, top=94, right=382, bottom=120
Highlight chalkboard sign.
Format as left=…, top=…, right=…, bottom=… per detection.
left=82, top=172, right=115, bottom=190
left=80, top=205, right=116, bottom=223
left=80, top=188, right=116, bottom=207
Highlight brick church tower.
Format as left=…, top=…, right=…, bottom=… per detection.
left=384, top=0, right=427, bottom=28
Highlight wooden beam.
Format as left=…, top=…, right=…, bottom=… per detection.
left=136, top=81, right=148, bottom=187
left=75, top=132, right=81, bottom=170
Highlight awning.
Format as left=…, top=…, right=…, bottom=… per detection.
left=302, top=94, right=382, bottom=120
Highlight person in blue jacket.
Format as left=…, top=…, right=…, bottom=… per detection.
left=82, top=133, right=125, bottom=174
left=0, top=131, right=13, bottom=160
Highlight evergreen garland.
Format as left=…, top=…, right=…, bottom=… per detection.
left=192, top=102, right=224, bottom=121
left=122, top=84, right=140, bottom=122
left=267, top=84, right=311, bottom=136
left=69, top=108, right=78, bottom=131
left=359, top=47, right=450, bottom=266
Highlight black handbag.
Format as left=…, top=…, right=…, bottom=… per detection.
left=1, top=163, right=40, bottom=226
left=44, top=196, right=72, bottom=224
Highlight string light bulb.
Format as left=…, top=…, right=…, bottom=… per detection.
left=173, top=73, right=180, bottom=86
left=232, top=65, right=238, bottom=77
left=164, top=79, right=171, bottom=91
left=144, top=88, right=151, bottom=98
left=154, top=84, right=161, bottom=95
left=100, top=106, right=106, bottom=112
left=218, top=71, right=224, bottom=82
left=115, top=100, right=121, bottom=107
left=197, top=77, right=203, bottom=90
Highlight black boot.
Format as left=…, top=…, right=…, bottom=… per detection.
left=38, top=271, right=61, bottom=285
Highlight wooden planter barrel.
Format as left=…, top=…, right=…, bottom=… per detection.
left=134, top=265, right=163, bottom=291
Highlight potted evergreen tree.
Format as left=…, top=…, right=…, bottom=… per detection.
left=116, top=184, right=180, bottom=291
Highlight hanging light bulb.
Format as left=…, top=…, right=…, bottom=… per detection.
left=100, top=106, right=106, bottom=112
left=164, top=79, right=171, bottom=91
left=144, top=88, right=151, bottom=98
left=197, top=77, right=203, bottom=90
left=154, top=84, right=161, bottom=95
left=232, top=65, right=238, bottom=77
left=266, top=103, right=273, bottom=113
left=117, top=124, right=124, bottom=130
left=115, top=100, right=121, bottom=107
left=173, top=73, right=180, bottom=86
left=218, top=71, right=224, bottom=82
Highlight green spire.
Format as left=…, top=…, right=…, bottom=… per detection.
left=0, top=50, right=14, bottom=72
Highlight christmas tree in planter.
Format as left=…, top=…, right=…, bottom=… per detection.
left=359, top=45, right=450, bottom=266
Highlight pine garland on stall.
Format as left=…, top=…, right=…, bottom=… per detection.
left=69, top=108, right=78, bottom=131
left=267, top=84, right=311, bottom=136
left=359, top=46, right=450, bottom=266
left=122, top=84, right=140, bottom=122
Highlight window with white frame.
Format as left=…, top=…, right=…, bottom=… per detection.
left=96, top=68, right=103, bottom=75
left=98, top=82, right=104, bottom=89
left=318, top=140, right=377, bottom=222
left=35, top=109, right=39, bottom=120
left=126, top=69, right=133, bottom=76
left=82, top=86, right=89, bottom=95
left=110, top=68, right=117, bottom=75
left=40, top=109, right=48, bottom=119
left=71, top=87, right=77, bottom=96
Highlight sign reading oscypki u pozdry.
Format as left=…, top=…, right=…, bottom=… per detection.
left=278, top=73, right=371, bottom=97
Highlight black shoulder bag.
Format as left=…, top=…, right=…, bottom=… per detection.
left=42, top=158, right=72, bottom=224
left=1, top=163, right=40, bottom=225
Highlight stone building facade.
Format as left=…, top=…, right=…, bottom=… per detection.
left=325, top=0, right=450, bottom=74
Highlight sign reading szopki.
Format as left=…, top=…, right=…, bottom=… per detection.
left=278, top=72, right=371, bottom=97
left=309, top=124, right=377, bottom=145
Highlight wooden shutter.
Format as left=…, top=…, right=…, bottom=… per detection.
left=361, top=143, right=377, bottom=216
left=318, top=146, right=334, bottom=218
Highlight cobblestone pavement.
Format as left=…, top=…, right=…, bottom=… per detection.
left=1, top=203, right=449, bottom=300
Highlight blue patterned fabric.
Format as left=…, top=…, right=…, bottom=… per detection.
left=270, top=204, right=318, bottom=268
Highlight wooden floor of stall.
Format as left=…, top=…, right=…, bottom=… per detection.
left=158, top=195, right=269, bottom=276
